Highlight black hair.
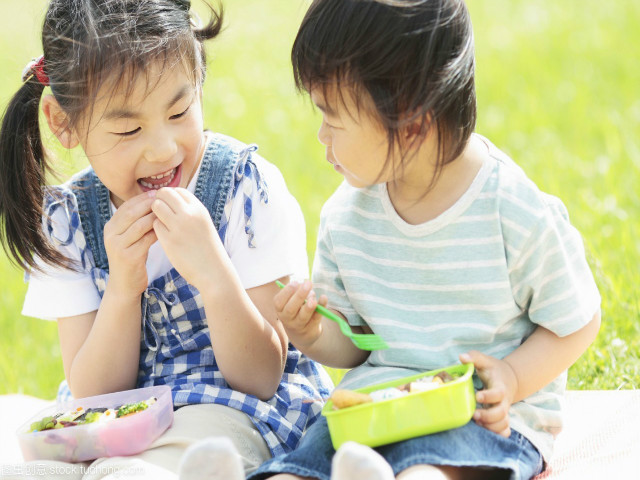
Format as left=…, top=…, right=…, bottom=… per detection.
left=292, top=0, right=476, bottom=186
left=0, top=0, right=223, bottom=271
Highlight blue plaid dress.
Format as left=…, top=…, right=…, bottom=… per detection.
left=44, top=133, right=333, bottom=456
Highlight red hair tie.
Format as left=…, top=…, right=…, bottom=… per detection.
left=22, top=56, right=50, bottom=87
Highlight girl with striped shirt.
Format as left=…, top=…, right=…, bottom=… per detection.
left=249, top=1, right=601, bottom=480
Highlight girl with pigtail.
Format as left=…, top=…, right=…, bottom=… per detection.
left=0, top=1, right=331, bottom=478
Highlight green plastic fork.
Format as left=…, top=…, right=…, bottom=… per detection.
left=275, top=280, right=389, bottom=351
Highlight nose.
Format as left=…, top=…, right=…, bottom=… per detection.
left=144, top=128, right=178, bottom=163
left=317, top=119, right=331, bottom=147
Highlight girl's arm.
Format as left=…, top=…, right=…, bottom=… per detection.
left=197, top=275, right=290, bottom=400
left=463, top=310, right=601, bottom=436
left=57, top=290, right=142, bottom=398
left=59, top=192, right=158, bottom=398
left=504, top=310, right=601, bottom=401
left=151, top=188, right=289, bottom=400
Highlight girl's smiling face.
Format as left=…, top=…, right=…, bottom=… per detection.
left=72, top=62, right=205, bottom=208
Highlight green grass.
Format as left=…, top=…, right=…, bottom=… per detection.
left=0, top=0, right=638, bottom=398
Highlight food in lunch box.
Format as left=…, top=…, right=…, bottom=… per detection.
left=29, top=397, right=157, bottom=433
left=330, top=370, right=459, bottom=410
left=330, top=389, right=374, bottom=409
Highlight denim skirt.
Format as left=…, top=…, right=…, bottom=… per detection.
left=248, top=417, right=543, bottom=480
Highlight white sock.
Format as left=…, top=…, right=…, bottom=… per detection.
left=178, top=436, right=245, bottom=480
left=331, top=441, right=395, bottom=480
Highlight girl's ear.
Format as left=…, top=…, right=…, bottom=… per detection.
left=404, top=120, right=422, bottom=140
left=403, top=112, right=433, bottom=142
left=41, top=95, right=80, bottom=149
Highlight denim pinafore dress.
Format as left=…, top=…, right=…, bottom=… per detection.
left=43, top=133, right=333, bottom=456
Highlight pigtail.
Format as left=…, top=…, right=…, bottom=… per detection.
left=192, top=2, right=223, bottom=41
left=188, top=1, right=224, bottom=83
left=0, top=77, right=67, bottom=271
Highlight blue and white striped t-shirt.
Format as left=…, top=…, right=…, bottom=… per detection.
left=311, top=135, right=600, bottom=461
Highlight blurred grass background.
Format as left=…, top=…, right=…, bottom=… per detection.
left=0, top=0, right=638, bottom=398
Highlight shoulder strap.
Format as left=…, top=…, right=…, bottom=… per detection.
left=70, top=167, right=112, bottom=271
left=193, top=133, right=238, bottom=230
left=198, top=133, right=267, bottom=248
left=195, top=133, right=266, bottom=238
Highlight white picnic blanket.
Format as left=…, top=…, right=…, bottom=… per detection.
left=2, top=391, right=639, bottom=477
left=533, top=390, right=640, bottom=478
left=0, top=394, right=54, bottom=466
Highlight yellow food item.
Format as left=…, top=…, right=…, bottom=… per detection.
left=330, top=389, right=373, bottom=410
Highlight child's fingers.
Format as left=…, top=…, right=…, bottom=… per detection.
left=302, top=291, right=318, bottom=315
left=155, top=186, right=186, bottom=210
left=317, top=294, right=329, bottom=307
left=109, top=194, right=155, bottom=235
left=171, top=187, right=198, bottom=204
left=476, top=387, right=505, bottom=405
left=476, top=416, right=511, bottom=438
left=459, top=352, right=473, bottom=364
left=151, top=199, right=176, bottom=227
left=474, top=401, right=509, bottom=425
left=460, top=351, right=494, bottom=386
left=136, top=228, right=158, bottom=253
left=274, top=282, right=298, bottom=313
left=280, top=281, right=313, bottom=320
left=153, top=218, right=170, bottom=243
left=460, top=350, right=493, bottom=371
left=120, top=212, right=157, bottom=247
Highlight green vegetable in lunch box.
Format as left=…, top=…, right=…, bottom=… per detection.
left=116, top=400, right=150, bottom=418
left=30, top=416, right=57, bottom=432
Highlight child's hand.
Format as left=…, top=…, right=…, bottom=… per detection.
left=460, top=351, right=518, bottom=438
left=274, top=280, right=329, bottom=350
left=104, top=192, right=158, bottom=298
left=151, top=187, right=228, bottom=290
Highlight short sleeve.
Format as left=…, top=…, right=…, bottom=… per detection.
left=22, top=196, right=101, bottom=321
left=311, top=204, right=366, bottom=327
left=223, top=156, right=309, bottom=289
left=509, top=196, right=601, bottom=337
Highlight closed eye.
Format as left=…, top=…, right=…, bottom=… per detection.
left=170, top=105, right=190, bottom=120
left=115, top=127, right=141, bottom=137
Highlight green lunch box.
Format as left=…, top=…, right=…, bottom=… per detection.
left=322, top=363, right=476, bottom=449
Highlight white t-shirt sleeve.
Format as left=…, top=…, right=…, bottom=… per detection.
left=223, top=155, right=309, bottom=289
left=21, top=207, right=102, bottom=321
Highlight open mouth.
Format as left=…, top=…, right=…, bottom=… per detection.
left=137, top=165, right=182, bottom=191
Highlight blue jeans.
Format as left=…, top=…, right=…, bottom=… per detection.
left=249, top=417, right=543, bottom=480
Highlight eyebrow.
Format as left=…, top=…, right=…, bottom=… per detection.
left=315, top=102, right=339, bottom=118
left=103, top=85, right=194, bottom=121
